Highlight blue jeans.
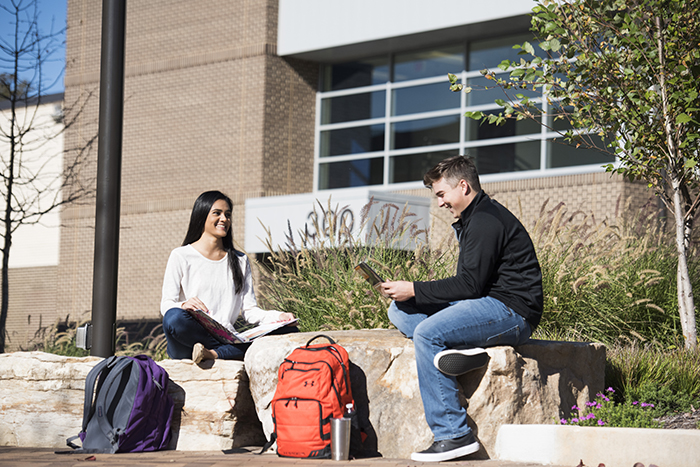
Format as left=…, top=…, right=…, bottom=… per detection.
left=388, top=296, right=531, bottom=441
left=162, top=308, right=298, bottom=360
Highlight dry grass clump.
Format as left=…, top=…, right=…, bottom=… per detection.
left=255, top=197, right=456, bottom=332
left=23, top=315, right=168, bottom=360
left=532, top=198, right=696, bottom=348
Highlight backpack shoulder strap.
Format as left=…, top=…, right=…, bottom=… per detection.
left=80, top=356, right=118, bottom=433
left=257, top=432, right=276, bottom=455
left=94, top=357, right=140, bottom=450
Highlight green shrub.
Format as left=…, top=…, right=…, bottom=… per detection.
left=561, top=388, right=661, bottom=428
left=605, top=342, right=700, bottom=414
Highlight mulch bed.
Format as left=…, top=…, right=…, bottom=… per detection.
left=657, top=408, right=700, bottom=429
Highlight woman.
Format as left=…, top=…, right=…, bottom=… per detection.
left=161, top=190, right=296, bottom=362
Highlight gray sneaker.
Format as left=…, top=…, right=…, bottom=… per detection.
left=433, top=348, right=488, bottom=376
left=410, top=432, right=480, bottom=462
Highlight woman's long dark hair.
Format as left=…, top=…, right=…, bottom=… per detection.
left=182, top=191, right=244, bottom=294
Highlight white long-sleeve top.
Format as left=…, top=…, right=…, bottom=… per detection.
left=160, top=245, right=284, bottom=333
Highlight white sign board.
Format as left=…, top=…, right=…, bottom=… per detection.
left=244, top=190, right=431, bottom=254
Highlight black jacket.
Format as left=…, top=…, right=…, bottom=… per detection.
left=413, top=191, right=543, bottom=328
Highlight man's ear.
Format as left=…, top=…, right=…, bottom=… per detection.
left=459, top=179, right=470, bottom=195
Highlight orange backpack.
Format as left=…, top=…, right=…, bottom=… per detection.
left=266, top=335, right=354, bottom=458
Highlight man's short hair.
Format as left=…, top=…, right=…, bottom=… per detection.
left=423, top=155, right=481, bottom=192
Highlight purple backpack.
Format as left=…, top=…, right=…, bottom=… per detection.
left=67, top=355, right=174, bottom=453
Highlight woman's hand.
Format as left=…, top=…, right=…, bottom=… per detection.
left=277, top=312, right=297, bottom=324
left=182, top=296, right=208, bottom=313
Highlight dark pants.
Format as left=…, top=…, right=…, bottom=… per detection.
left=162, top=307, right=298, bottom=360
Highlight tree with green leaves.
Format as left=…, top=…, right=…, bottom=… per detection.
left=0, top=0, right=95, bottom=353
left=450, top=0, right=699, bottom=350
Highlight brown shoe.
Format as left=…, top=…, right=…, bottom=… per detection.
left=192, top=343, right=205, bottom=364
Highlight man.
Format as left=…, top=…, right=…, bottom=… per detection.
left=380, top=155, right=542, bottom=462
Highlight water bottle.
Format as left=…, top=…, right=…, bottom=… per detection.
left=344, top=402, right=355, bottom=419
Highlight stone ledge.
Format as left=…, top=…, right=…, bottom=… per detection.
left=1, top=331, right=606, bottom=458
left=495, top=424, right=700, bottom=467
left=0, top=352, right=265, bottom=450
left=244, top=330, right=606, bottom=460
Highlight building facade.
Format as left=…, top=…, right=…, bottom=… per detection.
left=4, top=0, right=653, bottom=350
left=0, top=93, right=64, bottom=350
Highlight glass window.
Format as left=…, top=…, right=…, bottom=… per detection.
left=548, top=103, right=576, bottom=132
left=390, top=150, right=460, bottom=183
left=392, top=82, right=460, bottom=116
left=316, top=35, right=609, bottom=191
left=321, top=91, right=386, bottom=124
left=469, top=34, right=541, bottom=71
left=393, top=46, right=464, bottom=82
left=319, top=124, right=384, bottom=157
left=318, top=158, right=384, bottom=189
left=391, top=115, right=460, bottom=150
left=548, top=137, right=615, bottom=168
left=470, top=141, right=540, bottom=174
left=465, top=75, right=541, bottom=107
left=466, top=108, right=542, bottom=141
left=322, top=56, right=389, bottom=91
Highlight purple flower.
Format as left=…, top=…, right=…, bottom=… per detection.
left=586, top=413, right=596, bottom=420
left=641, top=402, right=655, bottom=408
left=596, top=403, right=602, bottom=409
left=560, top=419, right=568, bottom=424
left=571, top=418, right=579, bottom=423
left=597, top=419, right=605, bottom=426
left=633, top=401, right=639, bottom=405
left=586, top=401, right=596, bottom=407
left=571, top=405, right=580, bottom=411
left=606, top=387, right=615, bottom=393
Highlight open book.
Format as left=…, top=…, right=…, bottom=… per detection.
left=187, top=308, right=298, bottom=344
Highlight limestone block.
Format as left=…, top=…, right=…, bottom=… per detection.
left=158, top=358, right=266, bottom=450
left=244, top=330, right=605, bottom=460
left=0, top=352, right=265, bottom=451
left=0, top=352, right=101, bottom=448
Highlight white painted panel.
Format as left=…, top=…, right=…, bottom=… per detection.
left=0, top=99, right=63, bottom=268
left=245, top=190, right=430, bottom=253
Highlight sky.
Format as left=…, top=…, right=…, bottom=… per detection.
left=0, top=0, right=67, bottom=95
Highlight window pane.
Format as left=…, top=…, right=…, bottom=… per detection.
left=469, top=34, right=540, bottom=71
left=392, top=82, right=460, bottom=116
left=390, top=150, right=460, bottom=183
left=466, top=108, right=542, bottom=141
left=466, top=75, right=541, bottom=107
left=322, top=57, right=389, bottom=91
left=548, top=137, right=615, bottom=168
left=321, top=91, right=386, bottom=124
left=319, top=124, right=384, bottom=157
left=548, top=103, right=575, bottom=132
left=318, top=158, right=384, bottom=189
left=391, top=115, right=460, bottom=150
left=394, top=46, right=464, bottom=82
left=470, top=141, right=540, bottom=174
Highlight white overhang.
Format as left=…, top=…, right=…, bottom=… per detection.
left=278, top=0, right=534, bottom=62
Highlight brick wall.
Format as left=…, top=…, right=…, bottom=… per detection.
left=1, top=266, right=59, bottom=352
left=58, top=0, right=317, bottom=324
left=394, top=172, right=656, bottom=251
